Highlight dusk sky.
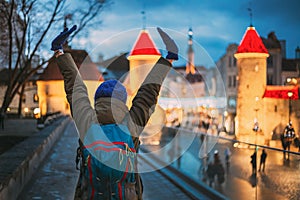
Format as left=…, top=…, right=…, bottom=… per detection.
left=72, top=0, right=300, bottom=67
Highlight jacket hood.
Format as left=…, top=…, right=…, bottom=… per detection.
left=94, top=97, right=128, bottom=124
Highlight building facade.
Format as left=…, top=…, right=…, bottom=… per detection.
left=218, top=26, right=299, bottom=145
left=37, top=49, right=103, bottom=116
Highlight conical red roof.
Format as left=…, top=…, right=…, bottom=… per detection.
left=129, top=30, right=161, bottom=56
left=236, top=26, right=268, bottom=54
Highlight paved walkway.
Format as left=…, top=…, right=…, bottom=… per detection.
left=141, top=128, right=300, bottom=200
left=0, top=119, right=39, bottom=156
left=18, top=120, right=79, bottom=200
left=4, top=118, right=299, bottom=200
left=140, top=158, right=193, bottom=200
left=1, top=118, right=194, bottom=200
left=0, top=118, right=39, bottom=136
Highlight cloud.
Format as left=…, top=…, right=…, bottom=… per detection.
left=77, top=0, right=300, bottom=64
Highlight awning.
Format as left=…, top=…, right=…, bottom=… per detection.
left=263, top=85, right=299, bottom=100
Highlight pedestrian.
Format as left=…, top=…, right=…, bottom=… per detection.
left=224, top=147, right=231, bottom=172
left=213, top=150, right=225, bottom=185
left=250, top=151, right=257, bottom=174
left=206, top=150, right=225, bottom=187
left=206, top=162, right=215, bottom=187
left=258, top=149, right=267, bottom=172
left=282, top=122, right=295, bottom=160
left=51, top=25, right=178, bottom=199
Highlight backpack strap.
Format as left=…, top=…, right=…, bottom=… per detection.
left=121, top=116, right=144, bottom=200
left=75, top=139, right=83, bottom=170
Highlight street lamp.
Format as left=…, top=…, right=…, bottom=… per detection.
left=253, top=96, right=260, bottom=133
left=287, top=91, right=293, bottom=123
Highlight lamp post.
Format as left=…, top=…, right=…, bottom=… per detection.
left=287, top=91, right=293, bottom=123
left=253, top=96, right=260, bottom=145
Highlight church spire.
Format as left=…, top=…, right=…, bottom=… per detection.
left=247, top=2, right=253, bottom=27
left=186, top=27, right=195, bottom=74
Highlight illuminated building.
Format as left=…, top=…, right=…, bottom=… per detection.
left=234, top=26, right=269, bottom=144
left=37, top=49, right=103, bottom=116
left=232, top=26, right=299, bottom=145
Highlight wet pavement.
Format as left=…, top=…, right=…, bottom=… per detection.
left=0, top=119, right=38, bottom=155
left=18, top=120, right=79, bottom=200
left=141, top=128, right=300, bottom=200
left=13, top=119, right=194, bottom=200
left=2, top=118, right=300, bottom=200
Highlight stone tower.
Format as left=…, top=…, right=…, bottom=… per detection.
left=127, top=29, right=164, bottom=143
left=234, top=26, right=269, bottom=144
left=127, top=29, right=161, bottom=95
left=186, top=27, right=195, bottom=75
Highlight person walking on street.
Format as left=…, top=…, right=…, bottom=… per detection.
left=224, top=147, right=231, bottom=172
left=206, top=150, right=225, bottom=187
left=282, top=122, right=295, bottom=160
left=213, top=150, right=225, bottom=185
left=206, top=161, right=215, bottom=187
left=51, top=25, right=178, bottom=200
left=250, top=151, right=257, bottom=174
left=258, top=149, right=267, bottom=172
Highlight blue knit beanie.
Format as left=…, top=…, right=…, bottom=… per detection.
left=94, top=79, right=127, bottom=103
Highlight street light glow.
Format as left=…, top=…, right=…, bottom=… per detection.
left=33, top=108, right=40, bottom=115
left=287, top=91, right=293, bottom=97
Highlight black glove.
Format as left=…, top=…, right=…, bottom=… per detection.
left=51, top=25, right=77, bottom=51
left=157, top=27, right=178, bottom=60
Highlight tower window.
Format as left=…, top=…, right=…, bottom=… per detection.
left=267, top=55, right=273, bottom=68
left=22, top=94, right=26, bottom=103
left=233, top=75, right=236, bottom=87
left=33, top=94, right=39, bottom=103
left=228, top=76, right=232, bottom=87
left=229, top=56, right=234, bottom=67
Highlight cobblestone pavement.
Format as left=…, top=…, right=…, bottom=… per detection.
left=140, top=161, right=193, bottom=200
left=0, top=119, right=38, bottom=155
left=0, top=118, right=38, bottom=136
left=18, top=120, right=79, bottom=200
left=16, top=120, right=193, bottom=200
left=4, top=117, right=299, bottom=200
left=144, top=130, right=300, bottom=200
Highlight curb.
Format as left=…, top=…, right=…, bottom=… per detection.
left=0, top=116, right=71, bottom=200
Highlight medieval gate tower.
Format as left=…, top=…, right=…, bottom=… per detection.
left=234, top=26, right=269, bottom=144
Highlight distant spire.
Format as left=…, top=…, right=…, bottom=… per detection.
left=186, top=27, right=195, bottom=75
left=188, top=27, right=193, bottom=41
left=141, top=10, right=146, bottom=30
left=247, top=2, right=253, bottom=27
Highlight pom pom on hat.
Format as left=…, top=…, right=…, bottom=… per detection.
left=94, top=79, right=127, bottom=103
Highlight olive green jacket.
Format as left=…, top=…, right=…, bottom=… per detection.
left=56, top=53, right=172, bottom=141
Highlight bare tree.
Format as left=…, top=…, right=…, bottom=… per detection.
left=0, top=0, right=111, bottom=117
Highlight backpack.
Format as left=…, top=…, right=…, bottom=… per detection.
left=78, top=123, right=137, bottom=200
